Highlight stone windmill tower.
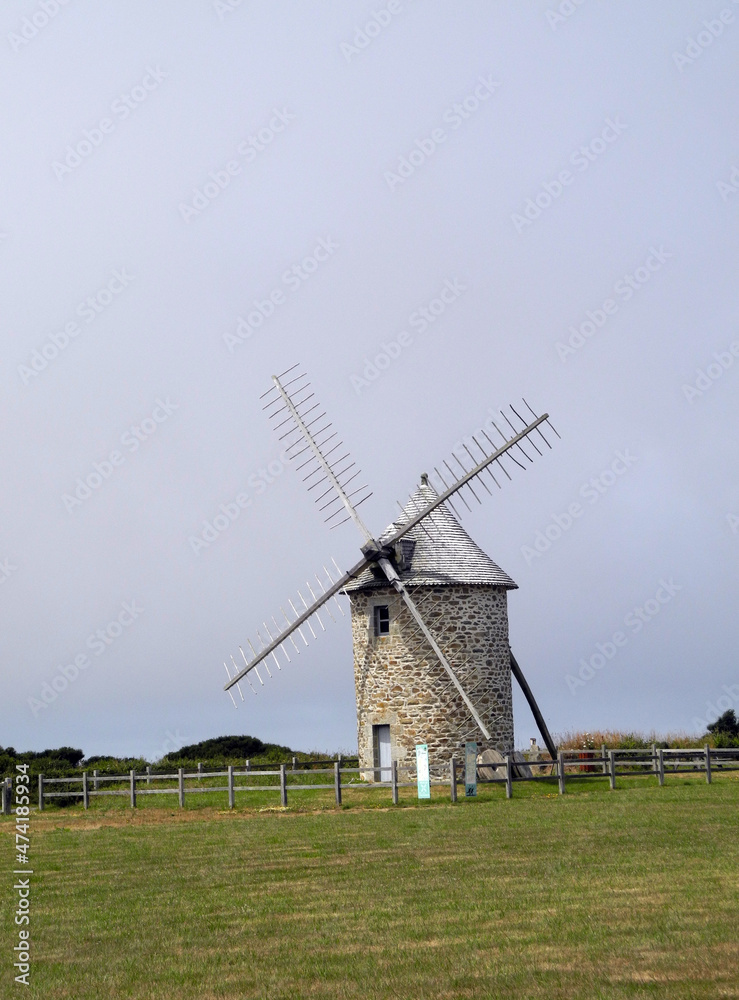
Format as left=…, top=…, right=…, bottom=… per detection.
left=220, top=367, right=558, bottom=768
left=345, top=477, right=518, bottom=776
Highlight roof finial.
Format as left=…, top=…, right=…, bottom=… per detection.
left=420, top=472, right=429, bottom=486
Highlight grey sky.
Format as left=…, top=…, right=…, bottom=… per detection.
left=3, top=0, right=738, bottom=759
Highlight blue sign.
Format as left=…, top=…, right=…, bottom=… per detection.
left=416, top=743, right=430, bottom=799
left=465, top=742, right=477, bottom=797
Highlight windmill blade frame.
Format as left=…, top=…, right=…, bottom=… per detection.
left=224, top=554, right=369, bottom=692
left=382, top=408, right=558, bottom=551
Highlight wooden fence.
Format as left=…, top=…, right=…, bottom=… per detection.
left=3, top=745, right=735, bottom=814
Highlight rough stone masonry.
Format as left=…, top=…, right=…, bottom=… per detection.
left=349, top=583, right=514, bottom=775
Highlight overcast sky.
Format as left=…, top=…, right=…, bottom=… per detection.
left=3, top=0, right=738, bottom=759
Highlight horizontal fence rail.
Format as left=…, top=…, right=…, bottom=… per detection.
left=11, top=746, right=738, bottom=814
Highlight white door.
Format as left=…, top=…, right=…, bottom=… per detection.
left=377, top=725, right=391, bottom=782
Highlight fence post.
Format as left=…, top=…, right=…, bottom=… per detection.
left=601, top=744, right=607, bottom=775
left=93, top=768, right=99, bottom=791
left=1, top=778, right=8, bottom=816
left=391, top=760, right=399, bottom=805
left=197, top=762, right=202, bottom=782
left=146, top=765, right=151, bottom=785
left=705, top=744, right=712, bottom=784
left=450, top=758, right=457, bottom=803
left=505, top=755, right=513, bottom=799
left=608, top=750, right=616, bottom=790
left=657, top=748, right=665, bottom=786
left=228, top=765, right=235, bottom=808
left=129, top=769, right=136, bottom=808
left=292, top=756, right=297, bottom=772
left=82, top=771, right=89, bottom=810
left=334, top=761, right=342, bottom=806
left=280, top=764, right=287, bottom=807
left=557, top=751, right=566, bottom=794
left=651, top=743, right=657, bottom=777
left=178, top=768, right=185, bottom=808
left=38, top=774, right=44, bottom=811
left=245, top=759, right=250, bottom=773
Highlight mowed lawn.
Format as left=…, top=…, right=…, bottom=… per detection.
left=4, top=776, right=739, bottom=999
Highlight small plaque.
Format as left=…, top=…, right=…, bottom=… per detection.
left=465, top=741, right=477, bottom=797
left=415, top=743, right=430, bottom=799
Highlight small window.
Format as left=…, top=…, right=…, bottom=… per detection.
left=373, top=605, right=390, bottom=637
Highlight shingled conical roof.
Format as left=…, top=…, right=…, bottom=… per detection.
left=344, top=479, right=518, bottom=591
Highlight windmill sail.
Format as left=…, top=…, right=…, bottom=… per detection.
left=223, top=557, right=365, bottom=693
left=384, top=402, right=559, bottom=549
left=261, top=365, right=373, bottom=535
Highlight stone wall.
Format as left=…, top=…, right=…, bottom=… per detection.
left=349, top=584, right=513, bottom=775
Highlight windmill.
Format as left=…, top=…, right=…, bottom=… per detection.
left=222, top=364, right=559, bottom=772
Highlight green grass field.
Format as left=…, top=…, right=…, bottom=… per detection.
left=4, top=774, right=738, bottom=999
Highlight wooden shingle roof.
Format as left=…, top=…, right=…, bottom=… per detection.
left=345, top=481, right=518, bottom=591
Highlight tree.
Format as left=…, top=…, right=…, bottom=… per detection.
left=707, top=710, right=739, bottom=738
